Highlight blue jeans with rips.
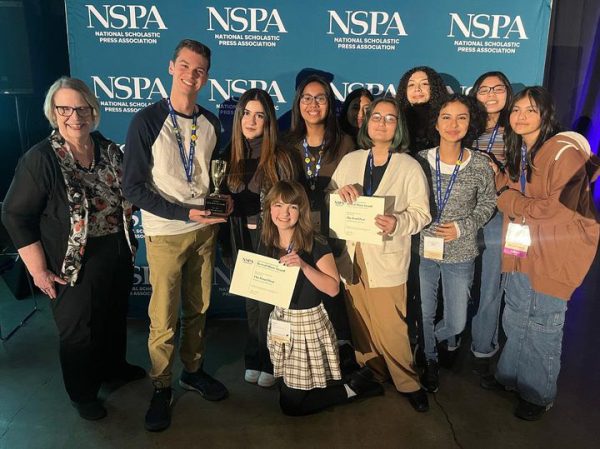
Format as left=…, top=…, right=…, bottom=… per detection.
left=419, top=257, right=475, bottom=361
left=496, top=272, right=567, bottom=407
left=471, top=211, right=504, bottom=358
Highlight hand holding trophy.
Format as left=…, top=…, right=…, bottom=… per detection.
left=204, top=159, right=229, bottom=216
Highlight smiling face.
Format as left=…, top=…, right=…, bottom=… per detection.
left=241, top=100, right=266, bottom=140
left=300, top=81, right=328, bottom=126
left=406, top=70, right=431, bottom=105
left=168, top=47, right=209, bottom=97
left=52, top=88, right=94, bottom=142
left=509, top=96, right=542, bottom=146
left=270, top=197, right=300, bottom=232
left=476, top=75, right=508, bottom=116
left=436, top=100, right=470, bottom=145
left=367, top=101, right=398, bottom=146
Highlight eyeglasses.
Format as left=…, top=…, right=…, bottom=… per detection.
left=477, top=85, right=507, bottom=95
left=300, top=94, right=328, bottom=105
left=370, top=113, right=398, bottom=125
left=55, top=106, right=93, bottom=118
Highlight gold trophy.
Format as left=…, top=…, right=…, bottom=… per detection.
left=204, top=159, right=229, bottom=216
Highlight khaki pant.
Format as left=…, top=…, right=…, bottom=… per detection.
left=146, top=226, right=216, bottom=385
left=344, top=245, right=420, bottom=393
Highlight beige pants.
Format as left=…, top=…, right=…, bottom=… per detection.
left=145, top=226, right=216, bottom=385
left=345, top=245, right=420, bottom=393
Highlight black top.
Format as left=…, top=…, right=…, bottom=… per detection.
left=362, top=156, right=390, bottom=196
left=259, top=236, right=333, bottom=310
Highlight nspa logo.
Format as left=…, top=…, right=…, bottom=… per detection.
left=85, top=4, right=167, bottom=30
left=209, top=79, right=286, bottom=105
left=330, top=82, right=397, bottom=101
left=448, top=13, right=528, bottom=39
left=91, top=76, right=167, bottom=100
left=327, top=10, right=407, bottom=36
left=206, top=7, right=287, bottom=33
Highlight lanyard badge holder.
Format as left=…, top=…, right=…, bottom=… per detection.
left=424, top=148, right=464, bottom=260
left=270, top=242, right=294, bottom=344
left=503, top=145, right=531, bottom=258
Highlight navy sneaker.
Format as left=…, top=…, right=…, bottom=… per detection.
left=144, top=384, right=172, bottom=432
left=179, top=368, right=228, bottom=401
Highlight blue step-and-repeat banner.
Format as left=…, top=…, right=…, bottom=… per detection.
left=65, top=0, right=552, bottom=317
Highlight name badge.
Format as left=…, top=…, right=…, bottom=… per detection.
left=270, top=319, right=291, bottom=344
left=310, top=210, right=322, bottom=230
left=503, top=222, right=531, bottom=258
left=424, top=236, right=444, bottom=260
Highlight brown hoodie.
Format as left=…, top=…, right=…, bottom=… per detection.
left=496, top=132, right=599, bottom=300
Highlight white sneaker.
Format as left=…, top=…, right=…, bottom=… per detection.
left=244, top=369, right=260, bottom=383
left=257, top=372, right=276, bottom=388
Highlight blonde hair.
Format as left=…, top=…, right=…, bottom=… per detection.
left=43, top=76, right=100, bottom=129
left=261, top=181, right=314, bottom=253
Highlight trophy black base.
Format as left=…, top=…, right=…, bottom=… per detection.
left=204, top=194, right=228, bottom=216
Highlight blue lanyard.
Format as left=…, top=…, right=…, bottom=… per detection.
left=435, top=147, right=464, bottom=223
left=520, top=144, right=527, bottom=193
left=302, top=138, right=323, bottom=190
left=476, top=124, right=499, bottom=154
left=167, top=98, right=198, bottom=184
left=365, top=149, right=392, bottom=196
left=286, top=242, right=293, bottom=254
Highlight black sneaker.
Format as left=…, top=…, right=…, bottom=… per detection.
left=472, top=356, right=491, bottom=377
left=514, top=398, right=549, bottom=421
left=179, top=368, right=228, bottom=401
left=72, top=400, right=107, bottom=421
left=347, top=367, right=384, bottom=399
left=145, top=384, right=173, bottom=432
left=420, top=359, right=439, bottom=393
left=401, top=389, right=429, bottom=413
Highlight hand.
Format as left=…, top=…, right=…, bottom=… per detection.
left=279, top=251, right=305, bottom=270
left=338, top=184, right=360, bottom=204
left=435, top=222, right=459, bottom=242
left=375, top=214, right=397, bottom=235
left=32, top=269, right=67, bottom=300
left=189, top=208, right=227, bottom=224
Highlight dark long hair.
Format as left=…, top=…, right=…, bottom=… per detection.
left=395, top=66, right=448, bottom=111
left=288, top=74, right=343, bottom=163
left=428, top=94, right=487, bottom=148
left=261, top=181, right=314, bottom=253
left=339, top=88, right=374, bottom=137
left=469, top=71, right=513, bottom=129
left=504, top=86, right=562, bottom=183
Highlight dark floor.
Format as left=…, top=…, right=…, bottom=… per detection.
left=1, top=250, right=599, bottom=449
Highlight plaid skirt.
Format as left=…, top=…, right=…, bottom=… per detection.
left=267, top=303, right=342, bottom=390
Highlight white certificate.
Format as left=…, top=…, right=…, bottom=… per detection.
left=229, top=250, right=300, bottom=308
left=328, top=194, right=386, bottom=246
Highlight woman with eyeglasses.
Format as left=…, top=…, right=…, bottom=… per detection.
left=222, top=88, right=302, bottom=388
left=283, top=74, right=356, bottom=369
left=489, top=86, right=599, bottom=420
left=467, top=72, right=513, bottom=379
left=1, top=77, right=143, bottom=420
left=328, top=97, right=432, bottom=412
left=415, top=94, right=495, bottom=394
left=339, top=88, right=374, bottom=146
left=395, top=66, right=449, bottom=154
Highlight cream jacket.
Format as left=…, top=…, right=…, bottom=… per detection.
left=327, top=150, right=431, bottom=288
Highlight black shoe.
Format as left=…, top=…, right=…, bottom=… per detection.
left=420, top=360, right=439, bottom=393
left=145, top=384, right=172, bottom=432
left=106, top=363, right=146, bottom=383
left=514, top=398, right=548, bottom=421
left=179, top=368, right=229, bottom=401
left=72, top=400, right=107, bottom=421
left=472, top=357, right=491, bottom=376
left=480, top=374, right=505, bottom=391
left=401, top=389, right=429, bottom=413
left=347, top=367, right=384, bottom=399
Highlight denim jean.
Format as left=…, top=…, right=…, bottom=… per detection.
left=419, top=257, right=475, bottom=361
left=471, top=211, right=504, bottom=358
left=496, top=272, right=567, bottom=407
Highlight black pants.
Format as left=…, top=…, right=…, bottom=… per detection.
left=51, top=232, right=133, bottom=403
left=279, top=383, right=349, bottom=416
left=244, top=299, right=274, bottom=372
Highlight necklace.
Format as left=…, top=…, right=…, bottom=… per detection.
left=302, top=138, right=324, bottom=191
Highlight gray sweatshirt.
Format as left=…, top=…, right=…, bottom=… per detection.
left=416, top=148, right=496, bottom=263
